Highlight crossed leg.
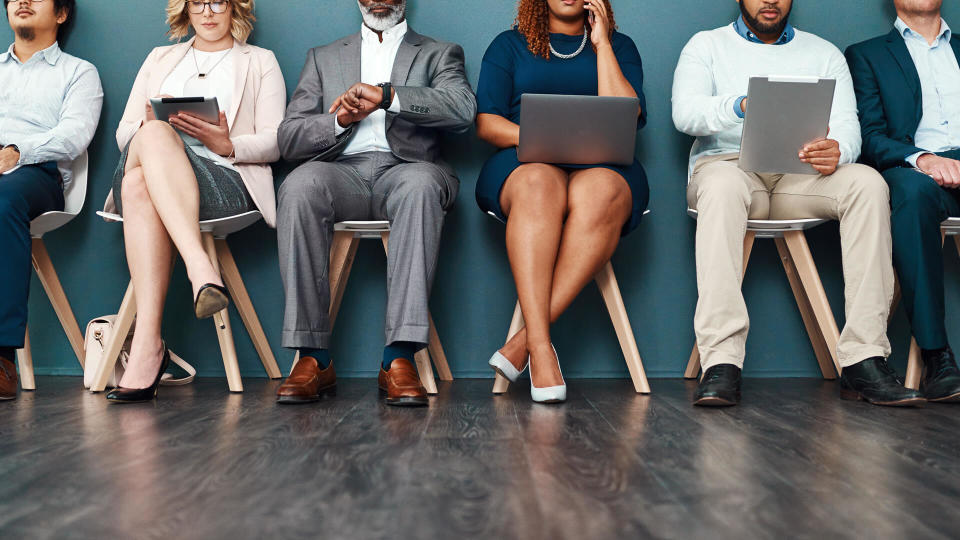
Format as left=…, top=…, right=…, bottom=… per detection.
left=499, top=165, right=632, bottom=387
left=117, top=120, right=224, bottom=388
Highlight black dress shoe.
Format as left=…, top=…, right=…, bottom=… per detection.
left=921, top=347, right=960, bottom=403
left=839, top=357, right=926, bottom=407
left=194, top=283, right=229, bottom=319
left=693, top=364, right=741, bottom=407
left=106, top=347, right=171, bottom=404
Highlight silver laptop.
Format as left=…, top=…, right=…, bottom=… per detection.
left=518, top=94, right=640, bottom=166
left=739, top=76, right=836, bottom=175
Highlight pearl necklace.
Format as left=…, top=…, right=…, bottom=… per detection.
left=549, top=29, right=589, bottom=60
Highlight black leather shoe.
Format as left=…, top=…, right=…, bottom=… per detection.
left=920, top=347, right=960, bottom=403
left=194, top=283, right=229, bottom=319
left=106, top=347, right=171, bottom=404
left=839, top=357, right=926, bottom=407
left=693, top=364, right=741, bottom=407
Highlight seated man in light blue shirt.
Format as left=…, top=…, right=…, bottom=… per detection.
left=0, top=0, right=102, bottom=401
left=847, top=0, right=960, bottom=404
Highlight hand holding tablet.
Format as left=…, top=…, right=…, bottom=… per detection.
left=148, top=96, right=233, bottom=156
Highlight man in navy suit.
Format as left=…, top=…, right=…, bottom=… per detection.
left=846, top=0, right=960, bottom=403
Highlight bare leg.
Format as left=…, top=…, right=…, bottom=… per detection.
left=499, top=164, right=569, bottom=388
left=116, top=167, right=173, bottom=389
left=499, top=168, right=633, bottom=384
left=124, top=120, right=222, bottom=298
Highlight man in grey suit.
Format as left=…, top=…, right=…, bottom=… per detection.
left=275, top=0, right=476, bottom=407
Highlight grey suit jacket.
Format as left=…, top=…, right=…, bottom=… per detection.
left=278, top=28, right=477, bottom=178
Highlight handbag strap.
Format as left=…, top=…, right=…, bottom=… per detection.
left=118, top=349, right=197, bottom=386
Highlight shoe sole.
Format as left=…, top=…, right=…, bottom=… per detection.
left=693, top=396, right=738, bottom=407
left=106, top=397, right=155, bottom=404
left=533, top=398, right=565, bottom=404
left=276, top=385, right=337, bottom=404
left=195, top=288, right=230, bottom=319
left=840, top=390, right=927, bottom=407
left=928, top=391, right=960, bottom=403
left=378, top=388, right=428, bottom=407
left=0, top=395, right=16, bottom=401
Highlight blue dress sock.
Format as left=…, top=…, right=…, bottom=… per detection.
left=382, top=341, right=422, bottom=371
left=298, top=348, right=330, bottom=369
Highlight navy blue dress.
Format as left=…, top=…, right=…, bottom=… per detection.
left=475, top=29, right=649, bottom=235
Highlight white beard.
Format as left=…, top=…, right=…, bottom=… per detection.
left=358, top=0, right=406, bottom=32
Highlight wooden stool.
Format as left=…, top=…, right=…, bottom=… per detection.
left=16, top=152, right=89, bottom=390
left=291, top=220, right=452, bottom=395
left=893, top=217, right=960, bottom=390
left=89, top=210, right=282, bottom=392
left=684, top=210, right=841, bottom=380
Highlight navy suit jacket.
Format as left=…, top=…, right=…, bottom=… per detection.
left=845, top=28, right=960, bottom=172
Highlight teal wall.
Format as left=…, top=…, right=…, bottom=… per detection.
left=8, top=0, right=960, bottom=379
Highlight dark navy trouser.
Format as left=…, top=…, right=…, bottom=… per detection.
left=883, top=149, right=960, bottom=350
left=0, top=162, right=63, bottom=348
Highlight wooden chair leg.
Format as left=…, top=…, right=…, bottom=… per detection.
left=595, top=262, right=650, bottom=394
left=31, top=238, right=85, bottom=367
left=905, top=337, right=923, bottom=390
left=775, top=237, right=838, bottom=379
left=329, top=231, right=359, bottom=327
left=414, top=347, right=438, bottom=395
left=782, top=230, right=842, bottom=377
left=427, top=312, right=453, bottom=381
left=90, top=281, right=137, bottom=392
left=215, top=239, right=281, bottom=379
left=492, top=301, right=524, bottom=394
left=203, top=233, right=242, bottom=392
left=16, top=326, right=35, bottom=391
left=686, top=231, right=756, bottom=379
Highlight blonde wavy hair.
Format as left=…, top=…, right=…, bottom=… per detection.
left=166, top=0, right=256, bottom=42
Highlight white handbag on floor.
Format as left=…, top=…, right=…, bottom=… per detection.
left=82, top=315, right=196, bottom=389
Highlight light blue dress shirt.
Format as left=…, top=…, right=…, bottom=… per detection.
left=894, top=18, right=960, bottom=167
left=731, top=15, right=796, bottom=118
left=0, top=42, right=103, bottom=186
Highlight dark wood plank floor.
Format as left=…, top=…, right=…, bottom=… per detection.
left=2, top=377, right=959, bottom=539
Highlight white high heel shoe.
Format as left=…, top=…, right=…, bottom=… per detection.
left=530, top=344, right=566, bottom=404
left=488, top=350, right=528, bottom=383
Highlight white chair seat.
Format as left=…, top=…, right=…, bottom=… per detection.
left=687, top=208, right=827, bottom=238
left=97, top=210, right=263, bottom=239
left=942, top=217, right=960, bottom=235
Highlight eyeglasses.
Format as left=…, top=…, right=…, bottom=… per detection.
left=187, top=1, right=229, bottom=15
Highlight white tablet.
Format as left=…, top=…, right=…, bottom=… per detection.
left=149, top=96, right=220, bottom=125
left=739, top=76, right=836, bottom=175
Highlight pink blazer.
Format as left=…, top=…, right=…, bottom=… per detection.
left=105, top=38, right=286, bottom=227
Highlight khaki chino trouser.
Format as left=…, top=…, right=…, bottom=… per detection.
left=687, top=154, right=895, bottom=371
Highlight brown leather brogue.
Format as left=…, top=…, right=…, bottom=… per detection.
left=378, top=358, right=428, bottom=407
left=0, top=355, right=17, bottom=401
left=276, top=357, right=336, bottom=404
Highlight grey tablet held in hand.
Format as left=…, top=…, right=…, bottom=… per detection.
left=518, top=94, right=640, bottom=166
left=739, top=76, right=836, bottom=175
left=149, top=96, right=220, bottom=125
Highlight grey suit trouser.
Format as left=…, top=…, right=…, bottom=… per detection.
left=277, top=151, right=458, bottom=349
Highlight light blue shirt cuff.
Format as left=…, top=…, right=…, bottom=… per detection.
left=334, top=117, right=348, bottom=137
left=906, top=151, right=928, bottom=169
left=734, top=96, right=747, bottom=119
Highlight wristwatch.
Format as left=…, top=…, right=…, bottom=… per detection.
left=3, top=144, right=19, bottom=156
left=377, top=82, right=393, bottom=110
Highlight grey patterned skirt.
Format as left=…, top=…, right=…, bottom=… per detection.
left=112, top=142, right=255, bottom=220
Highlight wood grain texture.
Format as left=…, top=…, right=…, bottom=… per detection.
left=3, top=377, right=959, bottom=539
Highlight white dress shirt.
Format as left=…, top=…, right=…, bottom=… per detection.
left=335, top=20, right=405, bottom=155
left=0, top=42, right=103, bottom=185
left=895, top=18, right=960, bottom=167
left=159, top=47, right=238, bottom=172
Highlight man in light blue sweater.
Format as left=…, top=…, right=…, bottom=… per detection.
left=672, top=0, right=922, bottom=407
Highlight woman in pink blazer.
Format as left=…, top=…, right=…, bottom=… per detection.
left=103, top=0, right=285, bottom=402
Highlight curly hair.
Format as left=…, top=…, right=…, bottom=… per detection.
left=166, top=0, right=256, bottom=43
left=515, top=0, right=616, bottom=59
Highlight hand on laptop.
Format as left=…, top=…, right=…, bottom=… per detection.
left=799, top=135, right=840, bottom=176
left=917, top=154, right=960, bottom=188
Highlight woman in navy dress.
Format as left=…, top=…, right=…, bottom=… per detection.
left=476, top=0, right=648, bottom=403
